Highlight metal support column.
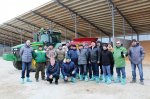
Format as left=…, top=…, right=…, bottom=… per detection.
left=131, top=28, right=133, bottom=40
left=111, top=5, right=115, bottom=47
left=123, top=18, right=126, bottom=40
left=137, top=33, right=139, bottom=41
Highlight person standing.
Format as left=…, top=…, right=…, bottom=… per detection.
left=19, top=40, right=33, bottom=84
left=128, top=39, right=145, bottom=85
left=33, top=45, right=46, bottom=82
left=89, top=41, right=100, bottom=83
left=101, top=44, right=114, bottom=84
left=77, top=44, right=89, bottom=81
left=46, top=58, right=60, bottom=85
left=113, top=40, right=128, bottom=85
left=46, top=44, right=57, bottom=61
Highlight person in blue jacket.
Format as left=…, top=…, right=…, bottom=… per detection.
left=61, top=57, right=77, bottom=83
left=46, top=58, right=60, bottom=85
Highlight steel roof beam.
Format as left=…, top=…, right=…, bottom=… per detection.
left=54, top=0, right=110, bottom=36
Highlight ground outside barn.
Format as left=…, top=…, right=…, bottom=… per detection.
left=0, top=58, right=150, bottom=99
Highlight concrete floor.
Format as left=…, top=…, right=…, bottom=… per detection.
left=0, top=58, right=150, bottom=99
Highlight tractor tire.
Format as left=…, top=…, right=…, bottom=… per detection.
left=13, top=61, right=22, bottom=70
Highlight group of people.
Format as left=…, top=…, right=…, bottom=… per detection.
left=19, top=39, right=145, bottom=85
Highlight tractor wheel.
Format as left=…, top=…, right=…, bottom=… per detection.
left=13, top=61, right=22, bottom=70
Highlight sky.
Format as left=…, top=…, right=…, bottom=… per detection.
left=0, top=0, right=51, bottom=24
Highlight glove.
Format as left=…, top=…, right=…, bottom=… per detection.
left=121, top=51, right=125, bottom=58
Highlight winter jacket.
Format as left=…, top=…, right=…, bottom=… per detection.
left=33, top=50, right=46, bottom=63
left=77, top=48, right=88, bottom=65
left=19, top=44, right=33, bottom=62
left=89, top=46, right=100, bottom=63
left=46, top=62, right=60, bottom=77
left=68, top=49, right=78, bottom=62
left=46, top=48, right=57, bottom=59
left=61, top=61, right=77, bottom=77
left=113, top=46, right=127, bottom=68
left=56, top=49, right=65, bottom=61
left=101, top=50, right=114, bottom=66
left=128, top=44, right=145, bottom=64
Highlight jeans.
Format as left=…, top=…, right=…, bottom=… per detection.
left=79, top=64, right=87, bottom=76
left=91, top=62, right=99, bottom=77
left=110, top=64, right=114, bottom=75
left=21, top=62, right=31, bottom=78
left=116, top=67, right=126, bottom=79
left=102, top=65, right=111, bottom=78
left=87, top=63, right=92, bottom=78
left=131, top=63, right=144, bottom=81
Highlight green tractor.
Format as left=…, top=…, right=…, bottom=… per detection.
left=3, top=28, right=62, bottom=71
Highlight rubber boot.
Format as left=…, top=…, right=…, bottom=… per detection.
left=21, top=78, right=25, bottom=84
left=111, top=75, right=114, bottom=81
left=114, top=76, right=121, bottom=83
left=71, top=77, right=76, bottom=83
left=84, top=75, right=88, bottom=82
left=95, top=76, right=100, bottom=83
left=102, top=76, right=106, bottom=83
left=26, top=77, right=32, bottom=82
left=106, top=77, right=111, bottom=85
left=121, top=78, right=126, bottom=85
left=79, top=75, right=83, bottom=81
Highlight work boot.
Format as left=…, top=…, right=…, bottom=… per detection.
left=79, top=75, right=83, bottom=81
left=21, top=78, right=25, bottom=84
left=49, top=79, right=53, bottom=84
left=84, top=75, right=88, bottom=82
left=95, top=76, right=100, bottom=83
left=130, top=79, right=136, bottom=83
left=114, top=76, right=121, bottom=83
left=26, top=77, right=32, bottom=82
left=71, top=77, right=76, bottom=83
left=121, top=78, right=126, bottom=85
left=106, top=77, right=111, bottom=85
left=139, top=81, right=144, bottom=85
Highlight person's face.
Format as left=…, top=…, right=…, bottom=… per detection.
left=97, top=43, right=100, bottom=46
left=39, top=47, right=43, bottom=50
left=49, top=45, right=53, bottom=49
left=132, top=41, right=137, bottom=46
left=66, top=59, right=70, bottom=63
left=103, top=46, right=107, bottom=50
left=79, top=46, right=83, bottom=49
left=72, top=46, right=76, bottom=49
left=50, top=58, right=55, bottom=66
left=59, top=46, right=62, bottom=50
left=84, top=45, right=89, bottom=49
left=91, top=42, right=96, bottom=47
left=116, top=41, right=121, bottom=47
left=44, top=46, right=47, bottom=49
left=108, top=44, right=112, bottom=48
left=26, top=40, right=31, bottom=46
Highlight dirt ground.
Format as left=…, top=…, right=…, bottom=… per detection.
left=0, top=58, right=150, bottom=99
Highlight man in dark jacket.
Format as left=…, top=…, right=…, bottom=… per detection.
left=46, top=58, right=60, bottom=85
left=19, top=40, right=33, bottom=84
left=77, top=44, right=89, bottom=81
left=129, top=39, right=145, bottom=85
left=68, top=44, right=79, bottom=78
left=89, top=41, right=100, bottom=83
left=61, top=57, right=77, bottom=83
left=101, top=44, right=114, bottom=84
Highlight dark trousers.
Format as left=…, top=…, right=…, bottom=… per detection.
left=47, top=75, right=59, bottom=83
left=79, top=64, right=87, bottom=76
left=91, top=62, right=99, bottom=77
left=21, top=62, right=31, bottom=78
left=35, top=62, right=46, bottom=80
left=110, top=64, right=114, bottom=75
left=116, top=67, right=126, bottom=79
left=72, top=59, right=79, bottom=74
left=99, top=63, right=103, bottom=75
left=87, top=63, right=92, bottom=78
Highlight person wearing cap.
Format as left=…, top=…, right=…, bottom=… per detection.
left=113, top=40, right=128, bottom=85
left=89, top=41, right=100, bottom=83
left=46, top=58, right=60, bottom=85
left=33, top=45, right=46, bottom=82
left=101, top=44, right=114, bottom=84
left=19, top=40, right=33, bottom=84
left=128, top=39, right=145, bottom=85
left=77, top=44, right=89, bottom=81
left=61, top=57, right=77, bottom=83
left=68, top=44, right=79, bottom=78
